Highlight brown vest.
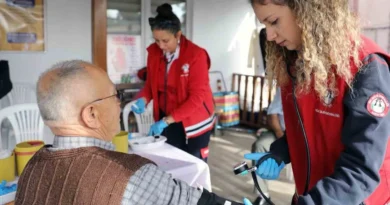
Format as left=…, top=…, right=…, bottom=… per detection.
left=15, top=146, right=153, bottom=205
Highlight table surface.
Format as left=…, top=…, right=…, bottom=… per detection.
left=131, top=143, right=212, bottom=191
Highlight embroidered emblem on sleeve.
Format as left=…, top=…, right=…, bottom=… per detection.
left=367, top=93, right=389, bottom=117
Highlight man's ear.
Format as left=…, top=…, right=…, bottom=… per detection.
left=81, top=105, right=101, bottom=129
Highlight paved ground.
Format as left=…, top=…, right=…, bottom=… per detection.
left=208, top=130, right=295, bottom=204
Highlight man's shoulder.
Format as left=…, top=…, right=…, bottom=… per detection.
left=31, top=146, right=155, bottom=175
left=91, top=147, right=155, bottom=172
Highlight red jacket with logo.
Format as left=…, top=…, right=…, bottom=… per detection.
left=141, top=35, right=215, bottom=138
left=273, top=36, right=390, bottom=205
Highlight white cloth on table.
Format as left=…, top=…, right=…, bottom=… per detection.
left=130, top=143, right=212, bottom=191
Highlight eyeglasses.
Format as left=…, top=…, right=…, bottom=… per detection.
left=87, top=90, right=124, bottom=105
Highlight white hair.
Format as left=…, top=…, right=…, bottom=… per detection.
left=37, top=60, right=90, bottom=121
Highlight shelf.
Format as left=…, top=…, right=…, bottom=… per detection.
left=151, top=0, right=185, bottom=6
left=116, top=82, right=144, bottom=90
left=107, top=2, right=141, bottom=12
left=109, top=0, right=139, bottom=3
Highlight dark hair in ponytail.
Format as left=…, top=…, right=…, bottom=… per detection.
left=148, top=3, right=181, bottom=34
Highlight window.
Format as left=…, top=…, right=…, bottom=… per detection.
left=93, top=0, right=192, bottom=83
left=106, top=0, right=143, bottom=84
left=107, top=0, right=142, bottom=35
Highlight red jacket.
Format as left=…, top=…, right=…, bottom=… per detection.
left=280, top=36, right=390, bottom=204
left=137, top=67, right=147, bottom=81
left=141, top=35, right=215, bottom=138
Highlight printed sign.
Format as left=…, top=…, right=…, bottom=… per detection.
left=107, top=34, right=143, bottom=84
left=0, top=0, right=45, bottom=51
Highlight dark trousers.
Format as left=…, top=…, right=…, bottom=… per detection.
left=160, top=112, right=210, bottom=162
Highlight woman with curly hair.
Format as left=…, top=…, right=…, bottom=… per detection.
left=243, top=0, right=390, bottom=204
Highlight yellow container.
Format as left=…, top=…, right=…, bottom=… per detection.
left=0, top=151, right=16, bottom=182
left=15, top=140, right=44, bottom=176
left=112, top=131, right=129, bottom=153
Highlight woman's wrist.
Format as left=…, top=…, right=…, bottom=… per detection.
left=163, top=116, right=175, bottom=125
left=275, top=130, right=285, bottom=138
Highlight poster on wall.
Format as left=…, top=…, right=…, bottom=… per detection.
left=107, top=34, right=143, bottom=84
left=0, top=0, right=45, bottom=51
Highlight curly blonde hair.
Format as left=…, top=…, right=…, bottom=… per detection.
left=252, top=0, right=362, bottom=100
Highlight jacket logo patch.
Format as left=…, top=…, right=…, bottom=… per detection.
left=323, top=90, right=335, bottom=106
left=182, top=63, right=189, bottom=74
left=367, top=93, right=389, bottom=118
left=200, top=147, right=209, bottom=159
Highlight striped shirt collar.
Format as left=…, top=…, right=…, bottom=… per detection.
left=50, top=136, right=115, bottom=151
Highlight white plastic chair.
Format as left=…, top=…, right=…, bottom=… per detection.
left=0, top=83, right=35, bottom=110
left=0, top=84, right=38, bottom=149
left=0, top=104, right=44, bottom=144
left=8, top=83, right=36, bottom=105
left=0, top=94, right=11, bottom=110
left=123, top=100, right=154, bottom=135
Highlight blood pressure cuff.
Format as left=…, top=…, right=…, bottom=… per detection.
left=270, top=134, right=291, bottom=164
left=197, top=188, right=244, bottom=205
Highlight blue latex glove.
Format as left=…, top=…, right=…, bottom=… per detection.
left=0, top=180, right=17, bottom=196
left=148, top=120, right=168, bottom=136
left=244, top=153, right=285, bottom=180
left=243, top=198, right=253, bottom=205
left=131, top=98, right=146, bottom=114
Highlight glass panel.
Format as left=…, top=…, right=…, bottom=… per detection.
left=106, top=0, right=143, bottom=85
left=107, top=0, right=142, bottom=35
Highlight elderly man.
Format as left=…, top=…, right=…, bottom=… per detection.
left=15, top=60, right=244, bottom=205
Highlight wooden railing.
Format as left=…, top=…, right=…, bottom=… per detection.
left=232, top=73, right=275, bottom=129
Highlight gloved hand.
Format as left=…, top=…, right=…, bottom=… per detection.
left=244, top=153, right=285, bottom=180
left=131, top=98, right=146, bottom=114
left=0, top=180, right=17, bottom=195
left=148, top=120, right=168, bottom=136
left=243, top=198, right=252, bottom=205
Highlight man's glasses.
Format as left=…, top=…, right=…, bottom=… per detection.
left=87, top=90, right=124, bottom=105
